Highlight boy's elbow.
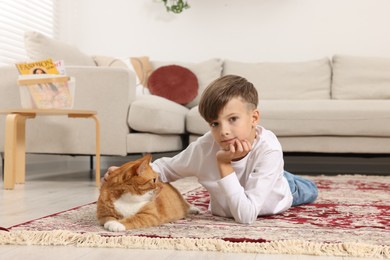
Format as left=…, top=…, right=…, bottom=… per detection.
left=235, top=215, right=257, bottom=225
left=237, top=219, right=255, bottom=225
left=232, top=202, right=258, bottom=224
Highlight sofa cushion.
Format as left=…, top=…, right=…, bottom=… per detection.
left=151, top=59, right=223, bottom=107
left=186, top=100, right=390, bottom=137
left=24, top=31, right=96, bottom=66
left=127, top=133, right=184, bottom=154
left=223, top=58, right=331, bottom=99
left=148, top=65, right=198, bottom=105
left=128, top=95, right=189, bottom=134
left=259, top=100, right=390, bottom=137
left=332, top=55, right=390, bottom=99
left=186, top=106, right=209, bottom=135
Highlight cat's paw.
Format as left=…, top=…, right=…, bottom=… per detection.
left=104, top=220, right=126, bottom=232
left=188, top=205, right=200, bottom=215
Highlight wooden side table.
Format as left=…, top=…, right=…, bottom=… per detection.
left=0, top=109, right=101, bottom=190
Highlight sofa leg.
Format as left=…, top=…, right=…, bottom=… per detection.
left=181, top=134, right=189, bottom=148
left=1, top=152, right=3, bottom=181
left=89, top=155, right=94, bottom=180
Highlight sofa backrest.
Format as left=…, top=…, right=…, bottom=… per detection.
left=222, top=58, right=332, bottom=100
left=24, top=31, right=97, bottom=66
left=332, top=55, right=390, bottom=99
left=21, top=30, right=390, bottom=103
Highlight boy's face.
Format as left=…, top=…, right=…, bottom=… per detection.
left=209, top=97, right=260, bottom=150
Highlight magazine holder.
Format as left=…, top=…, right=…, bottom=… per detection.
left=17, top=75, right=75, bottom=109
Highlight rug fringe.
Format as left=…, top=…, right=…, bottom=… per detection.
left=1, top=230, right=389, bottom=258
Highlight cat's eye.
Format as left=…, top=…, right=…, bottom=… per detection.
left=153, top=178, right=157, bottom=183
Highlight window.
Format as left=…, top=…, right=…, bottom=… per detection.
left=0, top=0, right=58, bottom=66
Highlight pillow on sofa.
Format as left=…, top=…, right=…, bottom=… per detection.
left=24, top=31, right=96, bottom=66
left=332, top=55, right=390, bottom=99
left=130, top=56, right=154, bottom=87
left=148, top=65, right=198, bottom=105
left=93, top=56, right=128, bottom=68
left=151, top=59, right=223, bottom=107
left=223, top=58, right=331, bottom=99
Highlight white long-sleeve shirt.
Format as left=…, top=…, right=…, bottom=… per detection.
left=152, top=125, right=293, bottom=224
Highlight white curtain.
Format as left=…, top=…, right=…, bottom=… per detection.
left=0, top=0, right=58, bottom=65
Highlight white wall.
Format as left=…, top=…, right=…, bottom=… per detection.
left=58, top=0, right=390, bottom=62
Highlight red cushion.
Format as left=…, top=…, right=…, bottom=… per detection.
left=147, top=65, right=198, bottom=105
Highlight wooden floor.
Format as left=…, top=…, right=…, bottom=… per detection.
left=0, top=154, right=380, bottom=260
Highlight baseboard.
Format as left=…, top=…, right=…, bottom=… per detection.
left=284, top=153, right=390, bottom=175
left=1, top=153, right=389, bottom=179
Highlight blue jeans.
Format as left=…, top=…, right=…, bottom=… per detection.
left=284, top=171, right=318, bottom=206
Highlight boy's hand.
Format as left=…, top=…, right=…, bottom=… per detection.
left=100, top=166, right=119, bottom=186
left=216, top=139, right=252, bottom=178
left=217, top=139, right=252, bottom=163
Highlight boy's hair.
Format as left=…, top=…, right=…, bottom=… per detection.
left=198, top=75, right=258, bottom=123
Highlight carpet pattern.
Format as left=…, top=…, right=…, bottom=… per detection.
left=1, top=175, right=389, bottom=258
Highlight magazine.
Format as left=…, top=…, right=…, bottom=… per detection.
left=15, top=58, right=60, bottom=75
left=15, top=59, right=73, bottom=109
left=54, top=59, right=66, bottom=75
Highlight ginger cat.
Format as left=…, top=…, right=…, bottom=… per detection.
left=97, top=154, right=198, bottom=232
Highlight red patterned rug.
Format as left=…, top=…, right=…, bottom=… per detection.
left=1, top=175, right=389, bottom=258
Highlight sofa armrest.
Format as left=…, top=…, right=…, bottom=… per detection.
left=66, top=66, right=136, bottom=155
left=0, top=66, right=136, bottom=156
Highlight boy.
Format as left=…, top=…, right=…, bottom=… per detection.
left=105, top=75, right=318, bottom=224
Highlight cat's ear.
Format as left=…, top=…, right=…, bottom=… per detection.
left=108, top=169, right=124, bottom=184
left=143, top=154, right=152, bottom=163
left=111, top=162, right=136, bottom=182
left=136, top=160, right=146, bottom=175
left=136, top=154, right=152, bottom=175
left=136, top=159, right=148, bottom=175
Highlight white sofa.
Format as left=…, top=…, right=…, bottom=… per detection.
left=0, top=57, right=223, bottom=156
left=186, top=56, right=390, bottom=154
left=122, top=55, right=390, bottom=155
left=1, top=32, right=390, bottom=158
left=2, top=55, right=390, bottom=158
